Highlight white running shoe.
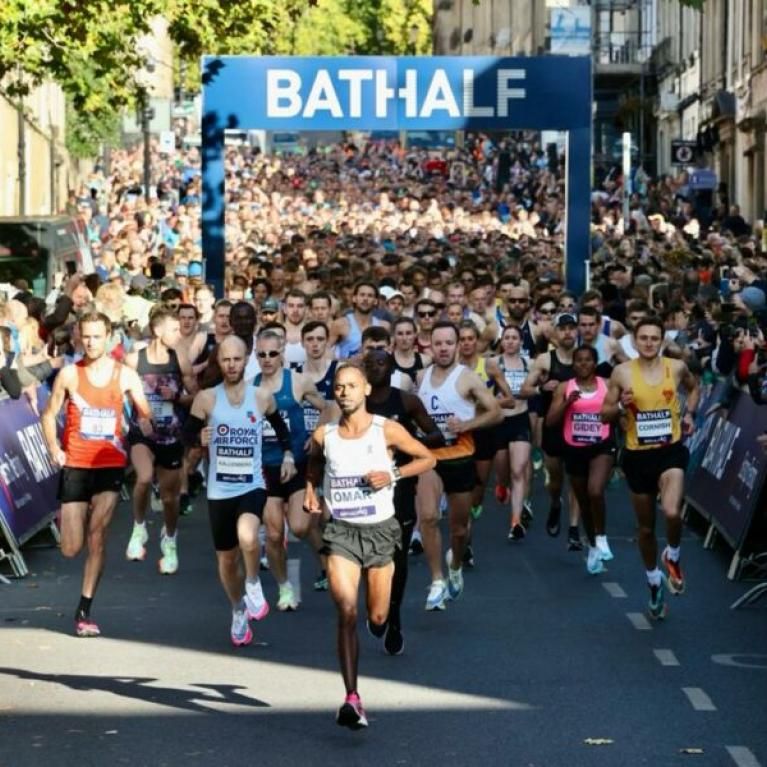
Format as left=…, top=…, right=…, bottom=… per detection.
left=244, top=579, right=270, bottom=621
left=445, top=550, right=464, bottom=600
left=596, top=535, right=614, bottom=561
left=126, top=524, right=148, bottom=561
left=586, top=546, right=606, bottom=575
left=277, top=581, right=299, bottom=611
left=425, top=580, right=447, bottom=611
left=230, top=607, right=252, bottom=647
left=159, top=534, right=178, bottom=575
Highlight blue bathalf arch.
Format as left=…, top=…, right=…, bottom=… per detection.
left=201, top=56, right=592, bottom=296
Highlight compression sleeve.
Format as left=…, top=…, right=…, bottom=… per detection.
left=181, top=415, right=205, bottom=447
left=266, top=409, right=293, bottom=456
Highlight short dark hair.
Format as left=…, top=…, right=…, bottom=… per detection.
left=354, top=280, right=378, bottom=297
left=431, top=320, right=459, bottom=338
left=309, top=290, right=332, bottom=306
left=361, top=326, right=390, bottom=344
left=634, top=316, right=665, bottom=337
left=149, top=306, right=178, bottom=333
left=574, top=344, right=598, bottom=364
left=392, top=316, right=417, bottom=332
left=178, top=302, right=199, bottom=318
left=578, top=305, right=601, bottom=320
left=301, top=320, right=329, bottom=339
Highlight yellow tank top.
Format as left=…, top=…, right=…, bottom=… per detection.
left=473, top=357, right=489, bottom=384
left=624, top=358, right=682, bottom=451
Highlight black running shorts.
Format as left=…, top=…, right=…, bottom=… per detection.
left=322, top=516, right=401, bottom=569
left=207, top=488, right=267, bottom=551
left=130, top=437, right=184, bottom=470
left=394, top=477, right=417, bottom=525
left=263, top=461, right=307, bottom=500
left=435, top=457, right=478, bottom=495
left=472, top=426, right=497, bottom=461
left=58, top=467, right=124, bottom=504
left=541, top=424, right=566, bottom=459
left=562, top=440, right=616, bottom=479
left=496, top=412, right=532, bottom=448
left=621, top=442, right=689, bottom=496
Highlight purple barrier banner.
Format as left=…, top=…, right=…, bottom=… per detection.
left=0, top=388, right=60, bottom=546
left=686, top=390, right=767, bottom=550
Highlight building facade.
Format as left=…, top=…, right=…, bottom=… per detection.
left=0, top=80, right=73, bottom=217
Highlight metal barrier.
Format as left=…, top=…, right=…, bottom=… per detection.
left=0, top=387, right=60, bottom=580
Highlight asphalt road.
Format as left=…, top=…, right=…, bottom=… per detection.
left=1, top=475, right=766, bottom=767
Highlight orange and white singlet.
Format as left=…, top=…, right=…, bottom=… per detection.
left=62, top=361, right=128, bottom=469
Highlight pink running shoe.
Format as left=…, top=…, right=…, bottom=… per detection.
left=336, top=692, right=368, bottom=729
left=75, top=617, right=101, bottom=638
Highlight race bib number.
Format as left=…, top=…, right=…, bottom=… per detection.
left=571, top=413, right=604, bottom=445
left=504, top=370, right=526, bottom=396
left=328, top=475, right=375, bottom=520
left=431, top=412, right=457, bottom=446
left=80, top=407, right=117, bottom=440
left=303, top=405, right=320, bottom=434
left=150, top=398, right=174, bottom=423
left=215, top=445, right=254, bottom=483
left=636, top=409, right=673, bottom=445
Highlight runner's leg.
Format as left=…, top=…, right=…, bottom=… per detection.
left=416, top=469, right=443, bottom=583
left=59, top=502, right=90, bottom=558
left=81, top=491, right=119, bottom=599
left=264, top=498, right=288, bottom=583
left=509, top=441, right=531, bottom=527
left=130, top=444, right=154, bottom=525
left=157, top=465, right=181, bottom=537
left=587, top=453, right=614, bottom=537
left=327, top=554, right=362, bottom=694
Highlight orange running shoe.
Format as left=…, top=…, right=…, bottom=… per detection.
left=662, top=549, right=686, bottom=595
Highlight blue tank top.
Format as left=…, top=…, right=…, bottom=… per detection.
left=336, top=313, right=382, bottom=359
left=207, top=384, right=265, bottom=500
left=254, top=369, right=308, bottom=465
left=297, top=360, right=336, bottom=433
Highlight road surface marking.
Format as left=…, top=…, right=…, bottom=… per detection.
left=726, top=746, right=762, bottom=767
left=603, top=582, right=627, bottom=598
left=653, top=649, right=680, bottom=666
left=626, top=612, right=651, bottom=630
left=682, top=687, right=716, bottom=711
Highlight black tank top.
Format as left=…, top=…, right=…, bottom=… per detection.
left=193, top=333, right=217, bottom=366
left=136, top=347, right=183, bottom=443
left=542, top=350, right=575, bottom=414
left=297, top=360, right=337, bottom=400
left=520, top=320, right=537, bottom=360
left=366, top=387, right=415, bottom=475
left=394, top=352, right=425, bottom=383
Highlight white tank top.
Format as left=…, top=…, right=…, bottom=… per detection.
left=391, top=369, right=406, bottom=390
left=619, top=334, right=639, bottom=360
left=207, top=385, right=266, bottom=499
left=284, top=340, right=307, bottom=369
left=418, top=364, right=476, bottom=458
left=322, top=415, right=395, bottom=524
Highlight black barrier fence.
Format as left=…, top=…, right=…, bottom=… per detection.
left=683, top=377, right=767, bottom=586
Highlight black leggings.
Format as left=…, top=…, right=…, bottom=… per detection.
left=389, top=519, right=414, bottom=631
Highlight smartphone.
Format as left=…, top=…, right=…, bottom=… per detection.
left=65, top=261, right=77, bottom=277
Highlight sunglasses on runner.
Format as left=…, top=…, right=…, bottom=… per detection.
left=257, top=350, right=280, bottom=359
left=418, top=310, right=437, bottom=318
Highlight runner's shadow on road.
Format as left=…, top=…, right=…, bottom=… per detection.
left=0, top=667, right=269, bottom=713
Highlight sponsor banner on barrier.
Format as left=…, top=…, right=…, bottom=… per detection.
left=686, top=389, right=767, bottom=550
left=0, top=389, right=60, bottom=546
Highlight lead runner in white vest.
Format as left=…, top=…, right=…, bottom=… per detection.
left=184, top=336, right=297, bottom=648
left=304, top=362, right=435, bottom=731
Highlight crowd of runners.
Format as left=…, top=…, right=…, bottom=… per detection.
left=2, top=130, right=764, bottom=729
